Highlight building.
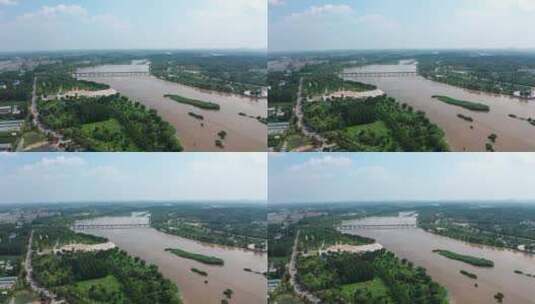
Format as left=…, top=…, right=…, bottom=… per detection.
left=0, top=276, right=17, bottom=290
left=268, top=122, right=289, bottom=136
left=0, top=106, right=11, bottom=115
left=0, top=143, right=11, bottom=152
left=268, top=279, right=281, bottom=293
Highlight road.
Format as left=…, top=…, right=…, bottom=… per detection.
left=30, top=77, right=64, bottom=145
left=25, top=230, right=62, bottom=303
left=288, top=231, right=321, bottom=304
left=294, top=78, right=328, bottom=150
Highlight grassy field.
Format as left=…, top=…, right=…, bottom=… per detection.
left=165, top=248, right=224, bottom=265
left=22, top=131, right=47, bottom=147
left=286, top=133, right=312, bottom=151
left=433, top=249, right=494, bottom=267
left=343, top=121, right=390, bottom=138
left=271, top=294, right=306, bottom=304
left=339, top=278, right=395, bottom=303
left=69, top=275, right=124, bottom=303
left=80, top=118, right=139, bottom=151
left=327, top=121, right=396, bottom=152
left=164, top=94, right=220, bottom=110
left=12, top=291, right=39, bottom=304
left=432, top=95, right=490, bottom=112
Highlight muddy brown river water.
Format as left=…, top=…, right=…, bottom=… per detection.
left=86, top=227, right=267, bottom=304
left=77, top=64, right=267, bottom=152
left=344, top=216, right=535, bottom=304
left=344, top=63, right=535, bottom=151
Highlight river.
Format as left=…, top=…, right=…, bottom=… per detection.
left=77, top=63, right=266, bottom=152
left=344, top=62, right=535, bottom=151
left=343, top=215, right=535, bottom=304
left=84, top=226, right=267, bottom=304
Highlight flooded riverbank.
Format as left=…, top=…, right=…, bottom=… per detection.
left=343, top=215, right=535, bottom=304
left=344, top=63, right=535, bottom=151
left=85, top=227, right=267, bottom=304
left=77, top=64, right=266, bottom=152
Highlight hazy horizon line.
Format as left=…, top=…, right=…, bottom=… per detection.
left=0, top=199, right=268, bottom=207
left=268, top=47, right=535, bottom=54
left=0, top=47, right=268, bottom=55
left=269, top=199, right=535, bottom=205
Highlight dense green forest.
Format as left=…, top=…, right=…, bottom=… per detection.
left=303, top=96, right=448, bottom=151
left=0, top=71, right=33, bottom=102
left=296, top=250, right=448, bottom=304
left=38, top=94, right=182, bottom=151
left=297, top=216, right=374, bottom=252
left=300, top=63, right=376, bottom=99
left=150, top=204, right=267, bottom=251
left=268, top=71, right=299, bottom=104
left=32, top=248, right=181, bottom=304
left=33, top=227, right=107, bottom=251
left=36, top=64, right=110, bottom=96
left=418, top=52, right=535, bottom=96
left=418, top=204, right=535, bottom=253
left=150, top=52, right=266, bottom=96
left=0, top=224, right=30, bottom=255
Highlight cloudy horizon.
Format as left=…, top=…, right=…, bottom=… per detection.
left=269, top=0, right=535, bottom=52
left=0, top=153, right=267, bottom=204
left=269, top=153, right=535, bottom=204
left=0, top=0, right=267, bottom=52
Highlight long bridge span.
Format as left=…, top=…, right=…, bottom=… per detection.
left=341, top=71, right=418, bottom=78
left=73, top=71, right=150, bottom=78
left=72, top=223, right=151, bottom=230
left=339, top=223, right=417, bottom=231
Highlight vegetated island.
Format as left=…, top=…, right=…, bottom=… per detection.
left=165, top=248, right=224, bottom=265
left=191, top=268, right=208, bottom=276
left=433, top=249, right=494, bottom=267
left=460, top=269, right=478, bottom=279
left=164, top=94, right=220, bottom=110
left=432, top=95, right=490, bottom=112
left=514, top=269, right=535, bottom=278
left=457, top=113, right=474, bottom=122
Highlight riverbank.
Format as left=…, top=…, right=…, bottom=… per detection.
left=344, top=63, right=535, bottom=151
left=343, top=216, right=535, bottom=303
left=85, top=227, right=266, bottom=304
left=82, top=73, right=266, bottom=151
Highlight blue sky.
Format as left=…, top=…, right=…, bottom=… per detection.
left=269, top=153, right=535, bottom=203
left=0, top=0, right=267, bottom=51
left=0, top=153, right=267, bottom=204
left=269, top=0, right=535, bottom=51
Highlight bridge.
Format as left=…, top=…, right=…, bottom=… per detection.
left=339, top=223, right=417, bottom=231
left=340, top=71, right=418, bottom=78
left=72, top=223, right=150, bottom=230
left=73, top=71, right=150, bottom=78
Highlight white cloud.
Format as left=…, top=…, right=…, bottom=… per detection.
left=270, top=3, right=399, bottom=51
left=20, top=4, right=87, bottom=19
left=21, top=156, right=86, bottom=172
left=286, top=4, right=353, bottom=20
left=289, top=155, right=352, bottom=172
left=269, top=0, right=285, bottom=6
